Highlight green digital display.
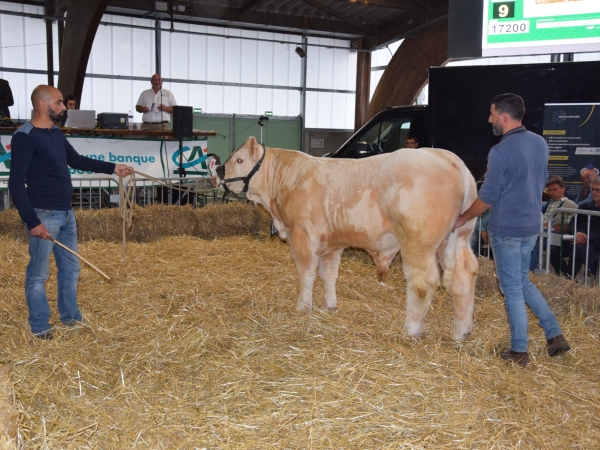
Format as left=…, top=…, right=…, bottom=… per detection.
left=482, top=0, right=600, bottom=57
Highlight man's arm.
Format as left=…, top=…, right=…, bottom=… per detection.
left=8, top=133, right=42, bottom=229
left=454, top=198, right=491, bottom=231
left=135, top=91, right=149, bottom=113
left=64, top=139, right=134, bottom=176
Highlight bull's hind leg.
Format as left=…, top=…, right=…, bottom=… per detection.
left=401, top=248, right=441, bottom=338
left=318, top=249, right=344, bottom=310
left=443, top=238, right=478, bottom=340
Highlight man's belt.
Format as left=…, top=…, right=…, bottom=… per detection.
left=143, top=121, right=169, bottom=124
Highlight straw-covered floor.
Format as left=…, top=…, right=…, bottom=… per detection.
left=0, top=204, right=599, bottom=449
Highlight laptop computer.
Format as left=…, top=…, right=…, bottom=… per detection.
left=64, top=110, right=96, bottom=128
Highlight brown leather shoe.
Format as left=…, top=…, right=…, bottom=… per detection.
left=547, top=334, right=571, bottom=357
left=500, top=348, right=529, bottom=366
left=35, top=331, right=53, bottom=340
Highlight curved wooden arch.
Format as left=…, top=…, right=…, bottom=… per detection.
left=57, top=0, right=111, bottom=102
left=366, top=20, right=449, bottom=123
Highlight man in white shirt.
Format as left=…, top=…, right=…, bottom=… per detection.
left=136, top=74, right=177, bottom=130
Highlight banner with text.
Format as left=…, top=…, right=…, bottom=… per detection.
left=543, top=103, right=600, bottom=201
left=0, top=135, right=210, bottom=180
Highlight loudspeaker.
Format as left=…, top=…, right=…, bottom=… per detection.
left=172, top=106, right=193, bottom=139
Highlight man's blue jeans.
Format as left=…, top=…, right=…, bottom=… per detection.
left=489, top=233, right=562, bottom=352
left=25, top=208, right=81, bottom=335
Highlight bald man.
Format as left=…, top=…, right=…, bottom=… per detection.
left=8, top=85, right=134, bottom=340
left=135, top=74, right=177, bottom=130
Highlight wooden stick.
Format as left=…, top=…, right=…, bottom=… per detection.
left=48, top=237, right=111, bottom=281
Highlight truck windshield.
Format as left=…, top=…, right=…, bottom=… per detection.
left=355, top=117, right=412, bottom=154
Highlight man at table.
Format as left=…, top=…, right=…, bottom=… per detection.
left=135, top=74, right=177, bottom=130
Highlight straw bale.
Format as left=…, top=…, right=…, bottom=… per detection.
left=0, top=204, right=272, bottom=244
left=0, top=367, right=17, bottom=450
left=0, top=233, right=599, bottom=449
left=0, top=210, right=26, bottom=242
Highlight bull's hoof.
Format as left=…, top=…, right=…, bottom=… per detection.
left=296, top=303, right=312, bottom=312
left=405, top=324, right=423, bottom=340
left=453, top=330, right=472, bottom=341
left=326, top=307, right=337, bottom=312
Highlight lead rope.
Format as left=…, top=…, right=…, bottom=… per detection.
left=117, top=170, right=205, bottom=261
left=118, top=172, right=136, bottom=261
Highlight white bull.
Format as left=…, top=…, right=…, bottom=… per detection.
left=214, top=136, right=478, bottom=340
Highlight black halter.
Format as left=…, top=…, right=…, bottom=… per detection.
left=218, top=143, right=266, bottom=193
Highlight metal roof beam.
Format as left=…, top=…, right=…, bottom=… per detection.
left=238, top=0, right=262, bottom=15
left=361, top=0, right=447, bottom=50
left=107, top=0, right=367, bottom=37
left=332, top=0, right=428, bottom=12
left=300, top=0, right=376, bottom=35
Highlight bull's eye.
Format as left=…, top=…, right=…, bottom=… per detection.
left=236, top=158, right=243, bottom=163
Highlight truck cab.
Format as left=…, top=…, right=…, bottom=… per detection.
left=328, top=106, right=428, bottom=159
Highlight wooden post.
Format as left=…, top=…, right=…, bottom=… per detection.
left=45, top=1, right=54, bottom=86
left=354, top=41, right=371, bottom=131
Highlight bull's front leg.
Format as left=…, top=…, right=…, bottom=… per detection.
left=318, top=249, right=344, bottom=310
left=289, top=230, right=320, bottom=312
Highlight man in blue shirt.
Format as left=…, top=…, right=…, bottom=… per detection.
left=454, top=93, right=570, bottom=366
left=9, top=85, right=134, bottom=340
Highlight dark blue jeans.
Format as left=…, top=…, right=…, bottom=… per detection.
left=25, top=208, right=81, bottom=335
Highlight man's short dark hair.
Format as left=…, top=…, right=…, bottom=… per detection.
left=491, top=93, right=525, bottom=121
left=65, top=94, right=77, bottom=104
left=546, top=176, right=566, bottom=189
left=405, top=134, right=418, bottom=143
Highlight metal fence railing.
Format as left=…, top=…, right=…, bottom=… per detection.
left=542, top=207, right=600, bottom=286
left=469, top=198, right=598, bottom=287
left=0, top=175, right=247, bottom=212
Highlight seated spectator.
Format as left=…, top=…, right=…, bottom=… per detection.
left=404, top=134, right=419, bottom=149
left=550, top=177, right=600, bottom=278
left=470, top=209, right=492, bottom=258
left=529, top=175, right=577, bottom=271
left=575, top=165, right=599, bottom=206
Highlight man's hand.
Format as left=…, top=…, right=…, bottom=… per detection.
left=114, top=164, right=135, bottom=177
left=454, top=214, right=469, bottom=231
left=157, top=104, right=173, bottom=113
left=29, top=224, right=51, bottom=240
left=575, top=232, right=588, bottom=245
left=136, top=105, right=149, bottom=113
left=452, top=198, right=491, bottom=232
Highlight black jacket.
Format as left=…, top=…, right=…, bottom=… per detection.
left=567, top=201, right=600, bottom=247
left=0, top=78, right=14, bottom=118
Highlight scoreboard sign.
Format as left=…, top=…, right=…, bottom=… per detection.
left=482, top=0, right=600, bottom=57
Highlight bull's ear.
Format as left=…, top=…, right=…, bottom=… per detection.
left=249, top=136, right=260, bottom=159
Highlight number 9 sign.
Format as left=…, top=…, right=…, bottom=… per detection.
left=493, top=1, right=515, bottom=20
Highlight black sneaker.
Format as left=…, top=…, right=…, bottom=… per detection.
left=500, top=348, right=529, bottom=366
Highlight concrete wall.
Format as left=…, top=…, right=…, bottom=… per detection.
left=304, top=128, right=354, bottom=157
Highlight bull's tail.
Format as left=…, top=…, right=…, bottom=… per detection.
left=440, top=154, right=478, bottom=295
left=440, top=156, right=478, bottom=339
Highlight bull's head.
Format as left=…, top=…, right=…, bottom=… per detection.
left=213, top=136, right=265, bottom=194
